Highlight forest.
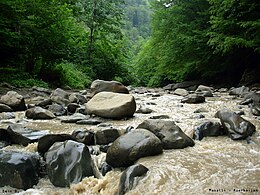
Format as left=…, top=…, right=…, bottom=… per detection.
left=0, top=0, right=259, bottom=89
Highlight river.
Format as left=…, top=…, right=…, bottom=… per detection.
left=0, top=89, right=259, bottom=195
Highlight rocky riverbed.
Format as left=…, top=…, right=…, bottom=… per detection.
left=0, top=82, right=259, bottom=195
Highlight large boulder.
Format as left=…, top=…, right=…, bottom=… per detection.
left=106, top=129, right=163, bottom=168
left=45, top=140, right=94, bottom=187
left=117, top=164, right=149, bottom=195
left=90, top=79, right=129, bottom=97
left=0, top=151, right=42, bottom=190
left=25, top=106, right=56, bottom=119
left=193, top=121, right=224, bottom=140
left=137, top=119, right=194, bottom=149
left=85, top=92, right=136, bottom=119
left=0, top=91, right=27, bottom=111
left=215, top=109, right=256, bottom=140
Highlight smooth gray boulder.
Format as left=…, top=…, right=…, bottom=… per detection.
left=45, top=140, right=94, bottom=187
left=50, top=88, right=70, bottom=105
left=0, top=91, right=27, bottom=111
left=90, top=79, right=129, bottom=97
left=195, top=85, right=213, bottom=97
left=47, top=103, right=67, bottom=116
left=85, top=92, right=136, bottom=119
left=215, top=109, right=256, bottom=140
left=137, top=119, right=194, bottom=149
left=106, top=129, right=163, bottom=167
left=173, top=88, right=189, bottom=96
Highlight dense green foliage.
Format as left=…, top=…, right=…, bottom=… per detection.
left=0, top=0, right=259, bottom=88
left=0, top=0, right=131, bottom=88
left=134, top=0, right=260, bottom=86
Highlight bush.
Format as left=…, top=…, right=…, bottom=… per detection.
left=0, top=68, right=48, bottom=88
left=54, top=62, right=92, bottom=89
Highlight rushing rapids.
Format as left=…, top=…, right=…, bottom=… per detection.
left=0, top=88, right=259, bottom=195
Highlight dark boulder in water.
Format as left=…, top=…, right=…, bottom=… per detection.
left=117, top=164, right=149, bottom=195
left=137, top=119, right=195, bottom=149
left=215, top=109, right=256, bottom=140
left=106, top=129, right=163, bottom=168
left=0, top=150, right=42, bottom=190
left=45, top=140, right=94, bottom=187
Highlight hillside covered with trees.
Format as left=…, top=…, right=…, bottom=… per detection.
left=0, top=0, right=259, bottom=88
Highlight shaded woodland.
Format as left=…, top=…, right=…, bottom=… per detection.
left=0, top=0, right=259, bottom=88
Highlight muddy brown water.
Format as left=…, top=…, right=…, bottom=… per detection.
left=0, top=91, right=259, bottom=195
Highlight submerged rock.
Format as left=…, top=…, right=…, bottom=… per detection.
left=137, top=119, right=194, bottom=149
left=106, top=129, right=163, bottom=167
left=117, top=164, right=149, bottom=195
left=0, top=150, right=41, bottom=190
left=58, top=113, right=88, bottom=123
left=215, top=109, right=256, bottom=140
left=45, top=140, right=94, bottom=187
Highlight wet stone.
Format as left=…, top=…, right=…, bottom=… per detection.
left=3, top=124, right=49, bottom=146
left=71, top=129, right=95, bottom=145
left=137, top=119, right=195, bottom=149
left=106, top=128, right=163, bottom=168
left=45, top=140, right=94, bottom=187
left=47, top=103, right=67, bottom=116
left=25, top=106, right=56, bottom=120
left=117, top=164, right=149, bottom=195
left=181, top=94, right=205, bottom=104
left=95, top=128, right=121, bottom=145
left=0, top=150, right=42, bottom=190
left=193, top=121, right=224, bottom=140
left=76, top=118, right=102, bottom=125
left=58, top=113, right=88, bottom=123
left=37, top=134, right=74, bottom=155
left=215, top=109, right=256, bottom=140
